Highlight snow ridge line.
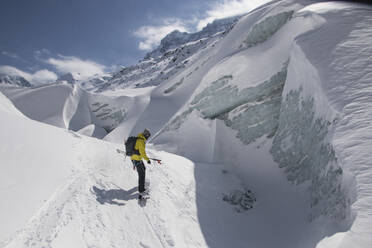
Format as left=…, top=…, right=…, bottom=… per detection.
left=141, top=208, right=167, bottom=248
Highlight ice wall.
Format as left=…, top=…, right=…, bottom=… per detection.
left=155, top=2, right=355, bottom=224
left=295, top=5, right=372, bottom=246
left=271, top=88, right=348, bottom=220
left=90, top=101, right=127, bottom=132
left=241, top=11, right=294, bottom=48
left=270, top=20, right=361, bottom=222
left=163, top=63, right=287, bottom=146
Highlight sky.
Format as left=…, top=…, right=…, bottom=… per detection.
left=0, top=0, right=270, bottom=85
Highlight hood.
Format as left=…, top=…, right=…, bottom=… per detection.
left=137, top=133, right=146, bottom=141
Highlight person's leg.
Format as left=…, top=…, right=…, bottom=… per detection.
left=136, top=161, right=146, bottom=193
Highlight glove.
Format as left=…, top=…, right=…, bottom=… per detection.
left=147, top=160, right=151, bottom=165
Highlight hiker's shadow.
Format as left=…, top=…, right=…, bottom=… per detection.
left=92, top=186, right=138, bottom=206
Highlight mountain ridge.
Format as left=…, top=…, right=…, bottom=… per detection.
left=1, top=0, right=372, bottom=247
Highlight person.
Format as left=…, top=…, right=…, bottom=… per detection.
left=131, top=129, right=151, bottom=199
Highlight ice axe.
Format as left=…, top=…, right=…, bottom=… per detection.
left=149, top=158, right=162, bottom=165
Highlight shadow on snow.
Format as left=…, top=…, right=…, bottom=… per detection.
left=92, top=186, right=138, bottom=206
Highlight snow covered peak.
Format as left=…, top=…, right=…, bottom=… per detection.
left=0, top=74, right=32, bottom=87
left=145, top=15, right=240, bottom=59
left=158, top=30, right=190, bottom=52
left=201, top=15, right=242, bottom=36
left=93, top=15, right=241, bottom=91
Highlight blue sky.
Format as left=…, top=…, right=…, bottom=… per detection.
left=0, top=0, right=268, bottom=84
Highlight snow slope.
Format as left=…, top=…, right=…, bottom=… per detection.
left=289, top=3, right=372, bottom=247
left=0, top=91, right=267, bottom=248
left=0, top=92, right=81, bottom=244
left=1, top=0, right=372, bottom=247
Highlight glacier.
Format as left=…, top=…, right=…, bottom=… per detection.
left=241, top=10, right=294, bottom=48
left=1, top=0, right=372, bottom=247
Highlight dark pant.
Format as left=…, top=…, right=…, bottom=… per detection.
left=132, top=160, right=146, bottom=193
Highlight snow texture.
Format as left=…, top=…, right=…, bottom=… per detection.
left=1, top=0, right=372, bottom=247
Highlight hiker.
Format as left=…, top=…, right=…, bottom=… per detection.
left=131, top=129, right=151, bottom=198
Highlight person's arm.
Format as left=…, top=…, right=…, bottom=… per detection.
left=138, top=139, right=149, bottom=162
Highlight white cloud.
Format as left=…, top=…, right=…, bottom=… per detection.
left=1, top=51, right=28, bottom=63
left=34, top=48, right=51, bottom=61
left=133, top=18, right=189, bottom=51
left=2, top=51, right=20, bottom=60
left=0, top=65, right=57, bottom=85
left=134, top=0, right=269, bottom=51
left=32, top=70, right=58, bottom=84
left=0, top=53, right=106, bottom=85
left=197, top=0, right=271, bottom=30
left=46, top=55, right=106, bottom=80
left=0, top=65, right=28, bottom=78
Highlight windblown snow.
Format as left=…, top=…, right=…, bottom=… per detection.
left=1, top=0, right=372, bottom=248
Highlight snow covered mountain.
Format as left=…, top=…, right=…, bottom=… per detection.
left=145, top=16, right=240, bottom=59
left=0, top=74, right=32, bottom=87
left=92, top=16, right=239, bottom=92
left=1, top=0, right=372, bottom=247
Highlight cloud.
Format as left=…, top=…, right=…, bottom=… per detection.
left=46, top=55, right=106, bottom=80
left=34, top=48, right=52, bottom=61
left=0, top=52, right=106, bottom=85
left=32, top=70, right=59, bottom=84
left=0, top=65, right=57, bottom=85
left=133, top=0, right=269, bottom=51
left=196, top=0, right=271, bottom=30
left=1, top=51, right=28, bottom=63
left=1, top=51, right=20, bottom=60
left=133, top=18, right=189, bottom=51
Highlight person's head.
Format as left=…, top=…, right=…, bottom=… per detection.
left=143, top=129, right=151, bottom=139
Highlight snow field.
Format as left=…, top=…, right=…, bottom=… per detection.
left=1, top=0, right=372, bottom=247
left=0, top=98, right=81, bottom=245
left=0, top=95, right=253, bottom=248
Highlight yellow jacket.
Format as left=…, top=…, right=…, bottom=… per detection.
left=130, top=133, right=149, bottom=162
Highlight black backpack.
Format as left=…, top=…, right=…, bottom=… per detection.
left=125, top=136, right=140, bottom=156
